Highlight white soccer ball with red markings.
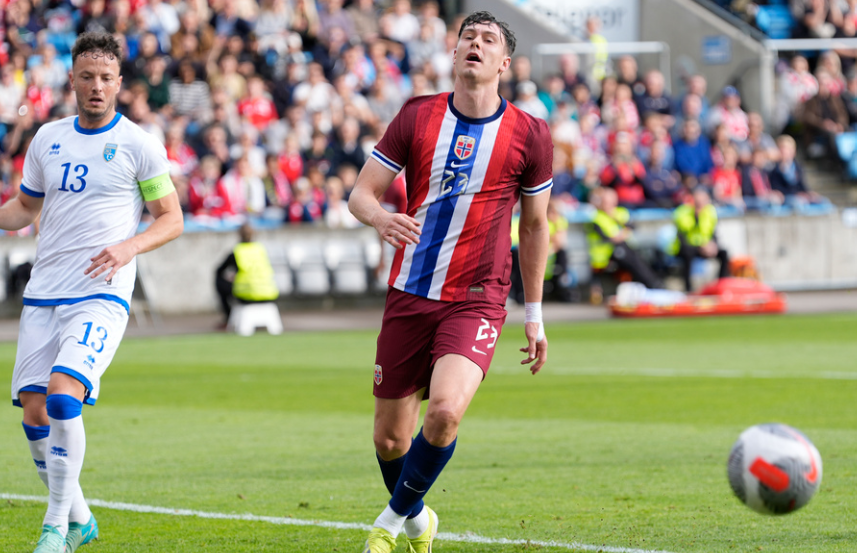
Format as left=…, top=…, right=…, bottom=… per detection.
left=727, top=423, right=823, bottom=515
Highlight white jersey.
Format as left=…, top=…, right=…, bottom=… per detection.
left=20, top=113, right=172, bottom=311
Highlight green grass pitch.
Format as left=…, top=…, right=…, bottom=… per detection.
left=2, top=313, right=857, bottom=552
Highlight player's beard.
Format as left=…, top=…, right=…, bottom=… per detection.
left=77, top=97, right=115, bottom=125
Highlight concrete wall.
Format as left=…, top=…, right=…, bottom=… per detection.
left=0, top=214, right=852, bottom=315
left=641, top=0, right=769, bottom=114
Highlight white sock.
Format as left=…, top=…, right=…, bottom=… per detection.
left=373, top=504, right=407, bottom=538
left=44, top=413, right=86, bottom=536
left=403, top=505, right=429, bottom=539
left=25, top=433, right=50, bottom=490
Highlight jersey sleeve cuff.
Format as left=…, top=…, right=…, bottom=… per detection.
left=19, top=184, right=45, bottom=198
left=138, top=172, right=176, bottom=201
left=371, top=149, right=404, bottom=173
left=521, top=178, right=553, bottom=196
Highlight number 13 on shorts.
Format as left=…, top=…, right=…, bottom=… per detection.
left=472, top=318, right=498, bottom=355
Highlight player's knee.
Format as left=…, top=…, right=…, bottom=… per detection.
left=373, top=430, right=410, bottom=459
left=45, top=394, right=83, bottom=421
left=423, top=405, right=462, bottom=437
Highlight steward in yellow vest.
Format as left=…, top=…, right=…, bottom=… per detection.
left=671, top=187, right=730, bottom=291
left=215, top=223, right=279, bottom=325
left=586, top=187, right=661, bottom=288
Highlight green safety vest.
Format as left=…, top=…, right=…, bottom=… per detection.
left=232, top=242, right=279, bottom=302
left=671, top=204, right=718, bottom=255
left=585, top=207, right=630, bottom=270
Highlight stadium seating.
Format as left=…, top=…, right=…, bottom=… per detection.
left=227, top=302, right=283, bottom=336
left=324, top=239, right=369, bottom=295
left=287, top=239, right=331, bottom=296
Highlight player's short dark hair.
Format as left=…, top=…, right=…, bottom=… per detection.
left=458, top=11, right=516, bottom=57
left=72, top=32, right=123, bottom=67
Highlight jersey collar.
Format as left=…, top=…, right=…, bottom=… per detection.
left=74, top=113, right=122, bottom=135
left=447, top=93, right=507, bottom=125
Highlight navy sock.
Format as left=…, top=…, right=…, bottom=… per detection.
left=377, top=452, right=423, bottom=519
left=389, top=428, right=456, bottom=517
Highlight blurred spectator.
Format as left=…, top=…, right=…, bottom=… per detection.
left=737, top=112, right=779, bottom=165
left=255, top=0, right=293, bottom=56
left=706, top=86, right=749, bottom=141
left=674, top=93, right=704, bottom=132
left=671, top=187, right=730, bottom=291
left=638, top=112, right=672, bottom=167
left=418, top=1, right=447, bottom=43
left=230, top=125, right=267, bottom=177
left=293, top=62, right=337, bottom=115
left=545, top=199, right=575, bottom=302
left=263, top=153, right=292, bottom=209
left=643, top=140, right=682, bottom=208
left=278, top=133, right=305, bottom=183
left=603, top=83, right=640, bottom=130
left=769, top=134, right=826, bottom=204
left=741, top=147, right=784, bottom=208
left=800, top=71, right=848, bottom=158
left=408, top=19, right=444, bottom=70
left=586, top=187, right=662, bottom=288
left=0, top=63, right=25, bottom=132
left=188, top=156, right=228, bottom=217
left=586, top=16, right=608, bottom=84
left=600, top=132, right=647, bottom=208
left=598, top=75, right=618, bottom=111
left=169, top=59, right=213, bottom=122
left=843, top=69, right=857, bottom=127
left=303, top=129, right=335, bottom=176
left=331, top=117, right=366, bottom=172
left=673, top=119, right=714, bottom=183
left=200, top=124, right=234, bottom=173
left=636, top=70, right=675, bottom=127
left=24, top=67, right=53, bottom=123
left=286, top=176, right=323, bottom=223
left=171, top=9, right=216, bottom=64
left=124, top=32, right=161, bottom=84
left=324, top=176, right=361, bottom=229
left=220, top=155, right=267, bottom=216
left=817, top=51, right=846, bottom=95
left=559, top=52, right=587, bottom=93
left=616, top=55, right=643, bottom=94
left=515, top=80, right=548, bottom=120
left=78, top=0, right=115, bottom=34
left=140, top=0, right=181, bottom=53
left=211, top=0, right=254, bottom=38
left=794, top=0, right=839, bottom=39
left=238, top=75, right=278, bottom=130
left=207, top=50, right=247, bottom=103
left=349, top=0, right=381, bottom=43
left=709, top=123, right=732, bottom=168
left=165, top=122, right=200, bottom=192
left=774, top=55, right=818, bottom=133
left=33, top=44, right=69, bottom=92
left=551, top=144, right=577, bottom=206
left=677, top=74, right=709, bottom=120
left=382, top=0, right=421, bottom=44
left=318, top=0, right=357, bottom=44
left=712, top=144, right=744, bottom=209
left=142, top=56, right=171, bottom=111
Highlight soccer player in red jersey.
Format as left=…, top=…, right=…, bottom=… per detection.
left=348, top=11, right=552, bottom=553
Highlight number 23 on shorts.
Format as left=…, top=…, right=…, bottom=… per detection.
left=472, top=318, right=498, bottom=356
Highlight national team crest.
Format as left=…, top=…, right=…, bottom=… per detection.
left=454, top=135, right=476, bottom=160
left=374, top=364, right=383, bottom=385
left=103, top=143, right=118, bottom=162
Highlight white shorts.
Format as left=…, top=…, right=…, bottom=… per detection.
left=11, top=301, right=129, bottom=407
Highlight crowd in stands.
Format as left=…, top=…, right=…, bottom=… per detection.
left=0, top=0, right=838, bottom=236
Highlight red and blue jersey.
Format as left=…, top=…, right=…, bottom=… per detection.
left=371, top=93, right=553, bottom=304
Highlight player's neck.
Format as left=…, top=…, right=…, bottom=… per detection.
left=77, top=109, right=118, bottom=130
left=451, top=79, right=503, bottom=120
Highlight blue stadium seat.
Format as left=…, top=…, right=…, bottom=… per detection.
left=755, top=6, right=796, bottom=39
left=835, top=132, right=857, bottom=179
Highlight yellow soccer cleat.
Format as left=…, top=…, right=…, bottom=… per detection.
left=406, top=507, right=438, bottom=553
left=362, top=527, right=396, bottom=553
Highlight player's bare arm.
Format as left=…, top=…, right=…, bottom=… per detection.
left=349, top=158, right=421, bottom=249
left=518, top=190, right=551, bottom=373
left=85, top=191, right=183, bottom=281
left=0, top=191, right=43, bottom=231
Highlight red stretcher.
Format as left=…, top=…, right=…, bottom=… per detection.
left=608, top=278, right=788, bottom=318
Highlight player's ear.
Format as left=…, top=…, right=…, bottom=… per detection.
left=499, top=55, right=511, bottom=75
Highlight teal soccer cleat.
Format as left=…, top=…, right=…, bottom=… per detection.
left=33, top=525, right=66, bottom=553
left=65, top=515, right=98, bottom=552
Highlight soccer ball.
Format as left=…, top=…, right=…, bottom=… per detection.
left=727, top=423, right=823, bottom=515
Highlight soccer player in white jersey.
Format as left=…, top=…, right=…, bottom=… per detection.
left=4, top=32, right=183, bottom=553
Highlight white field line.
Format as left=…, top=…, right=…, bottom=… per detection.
left=1, top=493, right=676, bottom=553
left=493, top=366, right=857, bottom=380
